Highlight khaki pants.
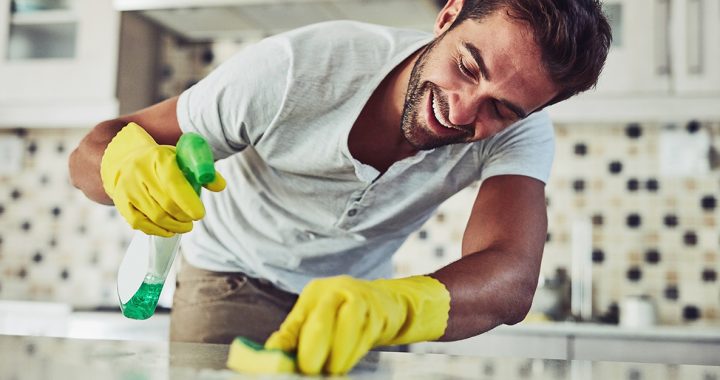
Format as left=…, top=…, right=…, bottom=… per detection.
left=170, top=259, right=298, bottom=344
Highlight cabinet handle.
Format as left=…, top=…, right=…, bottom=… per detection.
left=687, top=0, right=704, bottom=74
left=655, top=0, right=671, bottom=75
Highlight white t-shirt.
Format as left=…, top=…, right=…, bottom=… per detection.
left=177, top=20, right=555, bottom=294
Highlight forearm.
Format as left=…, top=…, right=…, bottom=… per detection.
left=68, top=119, right=126, bottom=204
left=429, top=248, right=541, bottom=341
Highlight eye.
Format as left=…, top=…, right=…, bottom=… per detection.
left=457, top=57, right=475, bottom=80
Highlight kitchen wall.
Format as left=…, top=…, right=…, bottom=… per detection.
left=0, top=34, right=718, bottom=326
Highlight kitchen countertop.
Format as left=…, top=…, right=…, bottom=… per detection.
left=491, top=321, right=720, bottom=341
left=1, top=335, right=719, bottom=380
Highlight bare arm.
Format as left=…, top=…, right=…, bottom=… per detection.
left=430, top=175, right=547, bottom=341
left=68, top=96, right=182, bottom=204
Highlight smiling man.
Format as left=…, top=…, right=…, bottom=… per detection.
left=69, top=0, right=610, bottom=375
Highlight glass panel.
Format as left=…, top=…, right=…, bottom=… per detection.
left=12, top=0, right=73, bottom=13
left=602, top=3, right=623, bottom=48
left=7, top=23, right=76, bottom=59
left=6, top=0, right=77, bottom=60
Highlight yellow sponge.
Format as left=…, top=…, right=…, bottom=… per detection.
left=226, top=336, right=297, bottom=374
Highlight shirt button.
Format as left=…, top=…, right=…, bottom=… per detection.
left=347, top=209, right=358, bottom=217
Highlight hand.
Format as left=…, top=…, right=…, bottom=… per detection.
left=264, top=275, right=450, bottom=375
left=100, top=122, right=226, bottom=237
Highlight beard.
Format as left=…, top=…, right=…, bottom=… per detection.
left=400, top=35, right=473, bottom=150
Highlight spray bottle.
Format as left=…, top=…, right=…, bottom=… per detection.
left=116, top=133, right=217, bottom=320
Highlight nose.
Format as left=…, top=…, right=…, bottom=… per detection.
left=446, top=89, right=481, bottom=127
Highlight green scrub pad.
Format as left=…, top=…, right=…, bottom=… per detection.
left=226, top=336, right=297, bottom=374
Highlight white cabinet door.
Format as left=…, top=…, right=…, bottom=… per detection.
left=0, top=0, right=119, bottom=127
left=589, top=0, right=672, bottom=96
left=671, top=0, right=720, bottom=95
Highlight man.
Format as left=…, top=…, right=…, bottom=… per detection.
left=70, top=0, right=610, bottom=375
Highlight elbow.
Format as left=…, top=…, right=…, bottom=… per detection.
left=503, top=276, right=538, bottom=325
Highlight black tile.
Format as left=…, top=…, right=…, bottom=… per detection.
left=51, top=206, right=61, bottom=218
left=160, top=64, right=173, bottom=79
left=626, top=213, right=642, bottom=228
left=0, top=204, right=4, bottom=216
left=592, top=214, right=604, bottom=226
left=644, top=249, right=661, bottom=264
left=628, top=368, right=642, bottom=380
left=646, top=178, right=659, bottom=192
left=682, top=305, right=701, bottom=321
left=664, top=285, right=679, bottom=300
left=702, top=269, right=717, bottom=282
left=48, top=237, right=57, bottom=247
left=20, top=221, right=31, bottom=232
left=13, top=128, right=27, bottom=137
left=32, top=252, right=43, bottom=263
left=627, top=266, right=642, bottom=281
left=39, top=175, right=49, bottom=185
left=664, top=214, right=679, bottom=227
left=10, top=189, right=21, bottom=200
left=701, top=195, right=717, bottom=211
left=201, top=48, right=214, bottom=65
left=60, top=269, right=70, bottom=280
left=418, top=230, right=428, bottom=240
left=18, top=267, right=27, bottom=279
left=627, top=178, right=640, bottom=191
left=56, top=143, right=65, bottom=154
left=609, top=161, right=623, bottom=174
left=592, top=248, right=605, bottom=263
left=625, top=123, right=643, bottom=138
left=683, top=231, right=698, bottom=246
left=25, top=343, right=35, bottom=356
left=572, top=179, right=586, bottom=192
left=686, top=120, right=701, bottom=134
left=434, top=247, right=445, bottom=258
left=27, top=141, right=37, bottom=155
left=546, top=232, right=552, bottom=243
left=574, top=143, right=588, bottom=156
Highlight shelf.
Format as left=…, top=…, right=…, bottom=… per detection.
left=547, top=95, right=720, bottom=124
left=0, top=98, right=119, bottom=128
left=10, top=9, right=77, bottom=25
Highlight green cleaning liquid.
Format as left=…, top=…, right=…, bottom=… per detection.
left=121, top=276, right=164, bottom=320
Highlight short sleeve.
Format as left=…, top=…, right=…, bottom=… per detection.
left=479, top=110, right=555, bottom=184
left=176, top=37, right=290, bottom=160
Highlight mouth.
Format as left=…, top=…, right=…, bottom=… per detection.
left=426, top=88, right=472, bottom=137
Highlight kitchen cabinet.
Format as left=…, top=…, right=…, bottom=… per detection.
left=0, top=0, right=120, bottom=127
left=547, top=0, right=720, bottom=122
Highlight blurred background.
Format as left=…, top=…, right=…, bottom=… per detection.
left=0, top=0, right=719, bottom=367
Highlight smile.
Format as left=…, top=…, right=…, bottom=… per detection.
left=426, top=88, right=471, bottom=137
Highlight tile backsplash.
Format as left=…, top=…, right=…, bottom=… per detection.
left=395, top=121, right=720, bottom=326
left=1, top=34, right=718, bottom=326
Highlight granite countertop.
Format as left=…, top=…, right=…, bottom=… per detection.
left=1, top=335, right=719, bottom=380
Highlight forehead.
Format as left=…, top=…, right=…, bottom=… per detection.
left=450, top=10, right=542, bottom=69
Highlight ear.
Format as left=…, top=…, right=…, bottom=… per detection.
left=434, top=0, right=464, bottom=36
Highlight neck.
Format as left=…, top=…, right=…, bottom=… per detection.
left=349, top=48, right=424, bottom=172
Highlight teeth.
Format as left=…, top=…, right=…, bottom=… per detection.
left=432, top=92, right=455, bottom=130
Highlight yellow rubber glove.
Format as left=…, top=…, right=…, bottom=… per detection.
left=100, top=122, right=226, bottom=237
left=264, top=275, right=450, bottom=375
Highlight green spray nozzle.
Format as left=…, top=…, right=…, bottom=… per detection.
left=176, top=132, right=216, bottom=194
